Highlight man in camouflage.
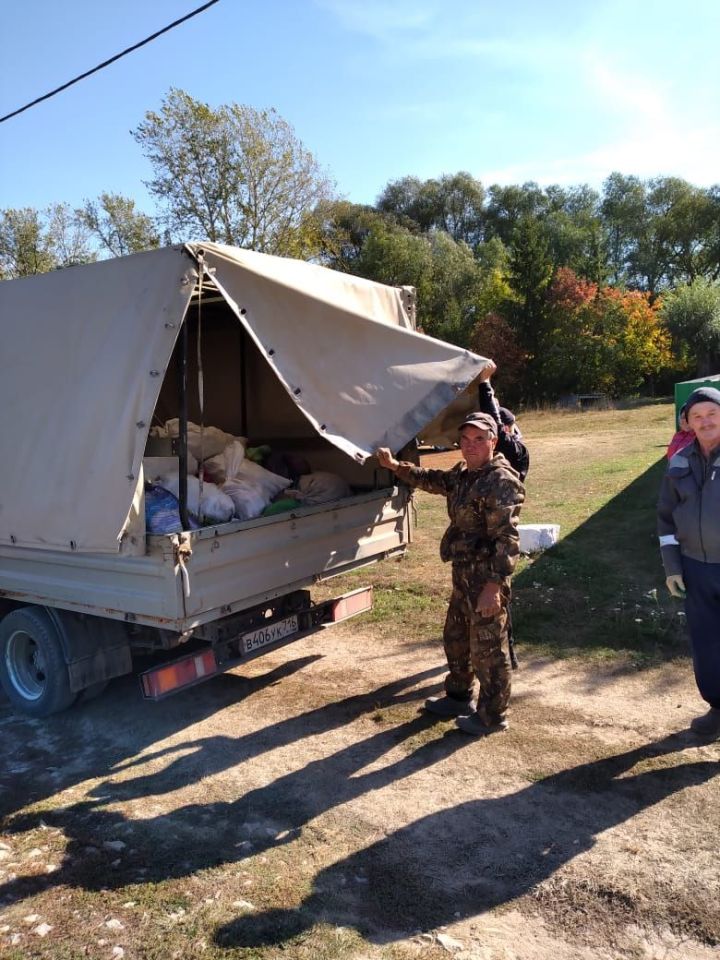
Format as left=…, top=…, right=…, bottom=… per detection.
left=376, top=411, right=525, bottom=736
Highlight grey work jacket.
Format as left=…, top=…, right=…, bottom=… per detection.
left=657, top=440, right=720, bottom=576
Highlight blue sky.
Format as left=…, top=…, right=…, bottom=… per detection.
left=1, top=0, right=719, bottom=216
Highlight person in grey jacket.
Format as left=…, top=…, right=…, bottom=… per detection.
left=657, top=386, right=720, bottom=736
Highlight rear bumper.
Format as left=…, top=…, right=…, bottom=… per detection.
left=139, top=585, right=373, bottom=700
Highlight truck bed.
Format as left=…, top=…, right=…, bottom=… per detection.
left=0, top=487, right=410, bottom=632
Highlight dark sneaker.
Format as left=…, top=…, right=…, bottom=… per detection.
left=689, top=707, right=720, bottom=737
left=424, top=695, right=475, bottom=718
left=455, top=714, right=508, bottom=736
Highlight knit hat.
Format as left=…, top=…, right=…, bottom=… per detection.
left=685, top=387, right=720, bottom=414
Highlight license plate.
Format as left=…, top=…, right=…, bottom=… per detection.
left=241, top=614, right=299, bottom=654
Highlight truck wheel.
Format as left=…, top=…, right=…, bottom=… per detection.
left=0, top=607, right=76, bottom=716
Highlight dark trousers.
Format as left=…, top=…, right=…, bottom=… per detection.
left=682, top=556, right=720, bottom=709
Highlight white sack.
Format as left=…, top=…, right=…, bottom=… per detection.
left=288, top=471, right=351, bottom=505
left=221, top=480, right=269, bottom=521
left=203, top=452, right=227, bottom=484
left=191, top=437, right=247, bottom=485
left=229, top=458, right=291, bottom=499
left=160, top=418, right=243, bottom=462
left=519, top=524, right=560, bottom=554
left=220, top=458, right=292, bottom=521
left=223, top=439, right=247, bottom=479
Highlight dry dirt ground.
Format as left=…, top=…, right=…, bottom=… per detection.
left=1, top=459, right=719, bottom=959
left=1, top=621, right=719, bottom=958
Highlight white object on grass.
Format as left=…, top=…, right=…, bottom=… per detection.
left=519, top=524, right=560, bottom=554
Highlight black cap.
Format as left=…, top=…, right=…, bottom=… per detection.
left=458, top=412, right=498, bottom=437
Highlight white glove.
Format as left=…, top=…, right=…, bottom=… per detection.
left=665, top=575, right=686, bottom=598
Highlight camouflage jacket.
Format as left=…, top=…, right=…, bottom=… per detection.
left=395, top=454, right=525, bottom=579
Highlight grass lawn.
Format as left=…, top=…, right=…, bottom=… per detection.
left=512, top=401, right=686, bottom=663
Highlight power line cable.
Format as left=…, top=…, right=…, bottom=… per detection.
left=0, top=0, right=221, bottom=124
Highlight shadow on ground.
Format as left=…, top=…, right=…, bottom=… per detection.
left=0, top=664, right=457, bottom=904
left=213, top=732, right=718, bottom=948
left=0, top=654, right=322, bottom=821
left=514, top=458, right=687, bottom=661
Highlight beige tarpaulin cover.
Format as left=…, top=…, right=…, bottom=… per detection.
left=0, top=243, right=489, bottom=554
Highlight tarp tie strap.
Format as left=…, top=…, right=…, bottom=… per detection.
left=171, top=532, right=193, bottom=608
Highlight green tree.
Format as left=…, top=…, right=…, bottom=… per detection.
left=77, top=192, right=160, bottom=257
left=654, top=179, right=720, bottom=285
left=133, top=88, right=336, bottom=255
left=313, top=200, right=394, bottom=272
left=483, top=182, right=547, bottom=247
left=506, top=215, right=554, bottom=401
left=702, top=186, right=720, bottom=283
left=45, top=203, right=96, bottom=268
left=661, top=278, right=720, bottom=376
left=349, top=223, right=487, bottom=345
left=629, top=177, right=694, bottom=295
left=474, top=235, right=509, bottom=274
left=377, top=172, right=485, bottom=247
left=376, top=175, right=431, bottom=230
left=0, top=208, right=55, bottom=278
left=423, top=231, right=483, bottom=345
left=353, top=221, right=434, bottom=313
left=542, top=185, right=609, bottom=283
left=600, top=174, right=720, bottom=294
left=0, top=205, right=94, bottom=279
left=426, top=172, right=485, bottom=247
left=601, top=172, right=646, bottom=286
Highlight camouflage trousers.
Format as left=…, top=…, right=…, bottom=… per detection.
left=442, top=562, right=512, bottom=726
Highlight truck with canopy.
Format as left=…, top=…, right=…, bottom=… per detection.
left=0, top=242, right=490, bottom=716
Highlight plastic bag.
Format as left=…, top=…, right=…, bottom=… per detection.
left=157, top=474, right=235, bottom=524
left=261, top=497, right=301, bottom=517
left=145, top=484, right=200, bottom=534
left=145, top=484, right=184, bottom=534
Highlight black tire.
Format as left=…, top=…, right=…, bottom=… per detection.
left=0, top=607, right=76, bottom=717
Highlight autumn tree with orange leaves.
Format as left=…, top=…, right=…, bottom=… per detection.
left=542, top=267, right=673, bottom=397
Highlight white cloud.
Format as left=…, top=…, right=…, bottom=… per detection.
left=481, top=118, right=720, bottom=188
left=317, top=0, right=720, bottom=190
left=312, top=0, right=438, bottom=39
left=582, top=52, right=669, bottom=122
